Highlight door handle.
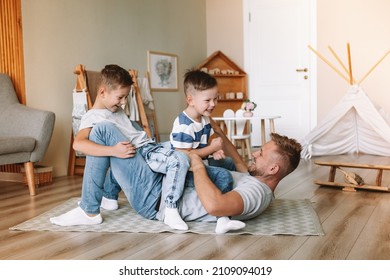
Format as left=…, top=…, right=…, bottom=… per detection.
left=296, top=68, right=308, bottom=72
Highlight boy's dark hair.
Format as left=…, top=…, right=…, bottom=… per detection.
left=183, top=69, right=217, bottom=96
left=101, top=64, right=133, bottom=90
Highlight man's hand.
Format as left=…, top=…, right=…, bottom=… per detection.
left=189, top=152, right=205, bottom=171
left=113, top=141, right=136, bottom=158
left=189, top=150, right=244, bottom=217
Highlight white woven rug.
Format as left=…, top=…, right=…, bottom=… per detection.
left=10, top=198, right=324, bottom=236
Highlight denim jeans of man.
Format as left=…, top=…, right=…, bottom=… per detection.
left=79, top=122, right=233, bottom=219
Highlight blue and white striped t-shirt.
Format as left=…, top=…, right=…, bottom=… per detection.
left=170, top=111, right=213, bottom=150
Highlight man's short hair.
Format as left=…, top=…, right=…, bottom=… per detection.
left=271, top=133, right=302, bottom=177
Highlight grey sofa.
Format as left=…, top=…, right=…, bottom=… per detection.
left=0, top=73, right=55, bottom=195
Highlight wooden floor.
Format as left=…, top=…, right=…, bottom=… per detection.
left=1, top=153, right=390, bottom=260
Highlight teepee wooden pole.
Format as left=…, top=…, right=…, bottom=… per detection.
left=328, top=45, right=356, bottom=84
left=328, top=46, right=348, bottom=74
left=347, top=43, right=353, bottom=85
left=308, top=45, right=350, bottom=83
left=358, top=50, right=390, bottom=84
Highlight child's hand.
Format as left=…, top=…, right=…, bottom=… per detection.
left=209, top=137, right=223, bottom=152
left=114, top=141, right=136, bottom=158
left=212, top=149, right=225, bottom=160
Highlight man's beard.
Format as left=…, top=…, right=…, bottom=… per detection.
left=248, top=165, right=259, bottom=176
left=248, top=163, right=267, bottom=177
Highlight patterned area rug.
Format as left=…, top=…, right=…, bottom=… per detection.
left=10, top=198, right=324, bottom=236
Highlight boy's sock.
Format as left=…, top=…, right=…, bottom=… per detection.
left=215, top=216, right=245, bottom=234
left=164, top=207, right=188, bottom=230
left=77, top=197, right=118, bottom=211
left=49, top=206, right=102, bottom=226
left=100, top=196, right=118, bottom=211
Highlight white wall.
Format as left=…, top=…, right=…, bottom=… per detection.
left=317, top=0, right=390, bottom=120
left=207, top=0, right=390, bottom=122
left=206, top=0, right=244, bottom=65
left=22, top=0, right=207, bottom=176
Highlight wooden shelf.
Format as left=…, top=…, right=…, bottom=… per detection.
left=218, top=98, right=245, bottom=102
left=196, top=51, right=247, bottom=117
left=213, top=74, right=246, bottom=77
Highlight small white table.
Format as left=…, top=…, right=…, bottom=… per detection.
left=213, top=115, right=281, bottom=145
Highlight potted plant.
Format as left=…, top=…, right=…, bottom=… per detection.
left=241, top=99, right=257, bottom=117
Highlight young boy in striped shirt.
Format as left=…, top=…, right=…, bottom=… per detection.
left=170, top=69, right=246, bottom=234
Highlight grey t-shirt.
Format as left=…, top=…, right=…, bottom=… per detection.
left=156, top=171, right=274, bottom=222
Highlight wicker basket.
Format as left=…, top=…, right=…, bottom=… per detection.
left=22, top=165, right=53, bottom=186
left=0, top=163, right=22, bottom=173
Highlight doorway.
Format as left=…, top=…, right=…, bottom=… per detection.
left=244, top=0, right=317, bottom=145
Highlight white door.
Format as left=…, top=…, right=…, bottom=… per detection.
left=244, top=0, right=317, bottom=146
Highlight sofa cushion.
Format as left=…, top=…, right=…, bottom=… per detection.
left=0, top=136, right=35, bottom=154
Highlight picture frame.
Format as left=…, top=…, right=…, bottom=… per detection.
left=147, top=51, right=178, bottom=91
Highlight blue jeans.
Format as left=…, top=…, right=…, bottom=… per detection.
left=184, top=166, right=233, bottom=194
left=138, top=143, right=189, bottom=208
left=207, top=157, right=236, bottom=172
left=80, top=122, right=233, bottom=219
left=79, top=122, right=163, bottom=218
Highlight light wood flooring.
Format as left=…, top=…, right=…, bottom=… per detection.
left=1, top=153, right=390, bottom=260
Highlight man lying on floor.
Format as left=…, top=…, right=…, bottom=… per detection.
left=50, top=118, right=301, bottom=234
left=51, top=64, right=242, bottom=234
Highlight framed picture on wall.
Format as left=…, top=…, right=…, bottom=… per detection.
left=147, top=51, right=178, bottom=91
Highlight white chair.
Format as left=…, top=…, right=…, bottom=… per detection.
left=222, top=109, right=234, bottom=140
left=231, top=109, right=252, bottom=160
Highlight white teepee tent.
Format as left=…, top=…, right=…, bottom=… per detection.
left=301, top=45, right=390, bottom=159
